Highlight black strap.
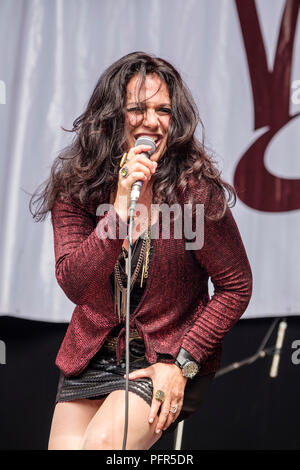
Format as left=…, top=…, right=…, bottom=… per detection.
left=175, top=347, right=200, bottom=368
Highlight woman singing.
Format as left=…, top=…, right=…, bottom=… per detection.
left=30, top=51, right=252, bottom=450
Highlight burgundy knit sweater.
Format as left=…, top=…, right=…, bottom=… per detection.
left=51, top=178, right=252, bottom=377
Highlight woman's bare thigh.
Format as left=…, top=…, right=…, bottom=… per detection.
left=81, top=390, right=161, bottom=450
left=48, top=397, right=106, bottom=450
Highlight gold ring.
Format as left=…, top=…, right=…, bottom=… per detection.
left=120, top=165, right=129, bottom=178
left=120, top=152, right=128, bottom=168
left=154, top=390, right=165, bottom=403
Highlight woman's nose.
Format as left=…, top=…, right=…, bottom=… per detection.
left=143, top=109, right=159, bottom=128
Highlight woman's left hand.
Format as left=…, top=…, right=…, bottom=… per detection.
left=125, top=362, right=188, bottom=434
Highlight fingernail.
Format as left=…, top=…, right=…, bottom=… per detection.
left=156, top=429, right=161, bottom=434
left=149, top=418, right=153, bottom=423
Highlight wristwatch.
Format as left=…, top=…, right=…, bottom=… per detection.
left=175, top=348, right=200, bottom=379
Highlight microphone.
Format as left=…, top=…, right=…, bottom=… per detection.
left=269, top=319, right=287, bottom=378
left=129, top=136, right=156, bottom=216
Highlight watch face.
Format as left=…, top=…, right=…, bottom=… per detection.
left=182, top=361, right=199, bottom=378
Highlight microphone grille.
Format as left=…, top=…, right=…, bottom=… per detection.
left=134, top=136, right=156, bottom=156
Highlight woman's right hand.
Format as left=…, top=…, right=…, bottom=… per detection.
left=113, top=144, right=158, bottom=220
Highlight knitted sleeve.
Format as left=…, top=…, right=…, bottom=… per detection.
left=181, top=178, right=253, bottom=364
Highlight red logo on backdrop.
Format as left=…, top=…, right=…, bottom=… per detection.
left=234, top=0, right=300, bottom=212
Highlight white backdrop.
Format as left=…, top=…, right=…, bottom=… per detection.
left=0, top=0, right=299, bottom=322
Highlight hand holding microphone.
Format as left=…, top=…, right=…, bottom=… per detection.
left=114, top=136, right=157, bottom=221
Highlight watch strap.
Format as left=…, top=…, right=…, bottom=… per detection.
left=175, top=347, right=200, bottom=369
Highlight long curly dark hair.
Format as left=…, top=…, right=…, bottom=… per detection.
left=29, top=51, right=235, bottom=221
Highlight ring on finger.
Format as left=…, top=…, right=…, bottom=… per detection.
left=169, top=404, right=178, bottom=414
left=154, top=390, right=165, bottom=403
left=120, top=165, right=129, bottom=178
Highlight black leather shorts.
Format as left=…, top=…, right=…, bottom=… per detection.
left=55, top=339, right=214, bottom=434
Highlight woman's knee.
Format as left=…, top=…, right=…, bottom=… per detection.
left=81, top=425, right=121, bottom=450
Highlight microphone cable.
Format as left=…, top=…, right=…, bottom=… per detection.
left=122, top=136, right=156, bottom=449
left=122, top=210, right=134, bottom=450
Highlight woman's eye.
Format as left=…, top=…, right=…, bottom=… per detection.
left=158, top=108, right=172, bottom=115
left=127, top=107, right=144, bottom=113
left=126, top=106, right=171, bottom=116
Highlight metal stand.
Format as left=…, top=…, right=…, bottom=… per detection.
left=173, top=317, right=288, bottom=450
